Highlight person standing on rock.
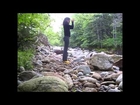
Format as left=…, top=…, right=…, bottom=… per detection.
left=62, top=17, right=74, bottom=64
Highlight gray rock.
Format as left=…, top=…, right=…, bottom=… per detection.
left=36, top=60, right=42, bottom=66
left=83, top=82, right=96, bottom=88
left=17, top=80, right=22, bottom=86
left=89, top=53, right=114, bottom=70
left=118, top=81, right=123, bottom=90
left=109, top=84, right=115, bottom=89
left=101, top=81, right=115, bottom=85
left=83, top=87, right=97, bottom=92
left=77, top=72, right=83, bottom=76
left=116, top=74, right=122, bottom=84
left=19, top=66, right=25, bottom=72
left=91, top=72, right=102, bottom=80
left=18, top=71, right=40, bottom=81
left=77, top=65, right=91, bottom=75
left=100, top=72, right=109, bottom=77
left=108, top=89, right=121, bottom=92
left=64, top=74, right=73, bottom=89
left=79, top=77, right=97, bottom=83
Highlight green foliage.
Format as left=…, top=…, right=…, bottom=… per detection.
left=102, top=38, right=114, bottom=48
left=18, top=49, right=35, bottom=70
left=18, top=13, right=51, bottom=50
left=18, top=13, right=53, bottom=70
left=69, top=13, right=122, bottom=52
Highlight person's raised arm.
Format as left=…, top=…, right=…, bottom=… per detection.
left=69, top=19, right=74, bottom=29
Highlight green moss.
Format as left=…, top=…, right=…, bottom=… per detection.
left=18, top=76, right=68, bottom=92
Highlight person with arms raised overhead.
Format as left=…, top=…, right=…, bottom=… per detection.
left=62, top=17, right=74, bottom=64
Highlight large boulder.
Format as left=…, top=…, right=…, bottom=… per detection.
left=88, top=53, right=114, bottom=70
left=18, top=76, right=68, bottom=92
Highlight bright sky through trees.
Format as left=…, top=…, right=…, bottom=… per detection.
left=49, top=13, right=74, bottom=32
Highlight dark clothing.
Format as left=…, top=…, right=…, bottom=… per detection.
left=63, top=21, right=74, bottom=61
left=63, top=36, right=69, bottom=61
left=63, top=21, right=74, bottom=37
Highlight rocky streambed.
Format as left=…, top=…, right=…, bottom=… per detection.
left=17, top=45, right=123, bottom=92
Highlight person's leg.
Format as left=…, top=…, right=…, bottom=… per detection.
left=63, top=36, right=69, bottom=61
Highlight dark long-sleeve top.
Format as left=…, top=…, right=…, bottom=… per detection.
left=63, top=21, right=74, bottom=37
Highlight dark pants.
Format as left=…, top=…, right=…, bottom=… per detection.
left=63, top=36, right=69, bottom=61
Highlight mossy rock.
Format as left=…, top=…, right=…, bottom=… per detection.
left=18, top=76, right=68, bottom=92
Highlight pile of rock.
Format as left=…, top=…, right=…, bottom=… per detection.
left=18, top=45, right=123, bottom=92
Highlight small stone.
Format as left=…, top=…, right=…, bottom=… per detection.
left=19, top=66, right=25, bottom=72
left=92, top=72, right=102, bottom=80
left=108, top=89, right=121, bottom=92
left=109, top=84, right=115, bottom=89
left=76, top=89, right=82, bottom=92
left=75, top=85, right=79, bottom=88
left=101, top=81, right=115, bottom=85
left=118, top=81, right=123, bottom=90
left=83, top=87, right=97, bottom=92
left=83, top=82, right=96, bottom=88
left=71, top=74, right=78, bottom=79
left=77, top=72, right=83, bottom=76
left=96, top=82, right=101, bottom=87
left=73, top=70, right=78, bottom=74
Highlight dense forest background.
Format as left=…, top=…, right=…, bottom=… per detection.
left=18, top=13, right=122, bottom=70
